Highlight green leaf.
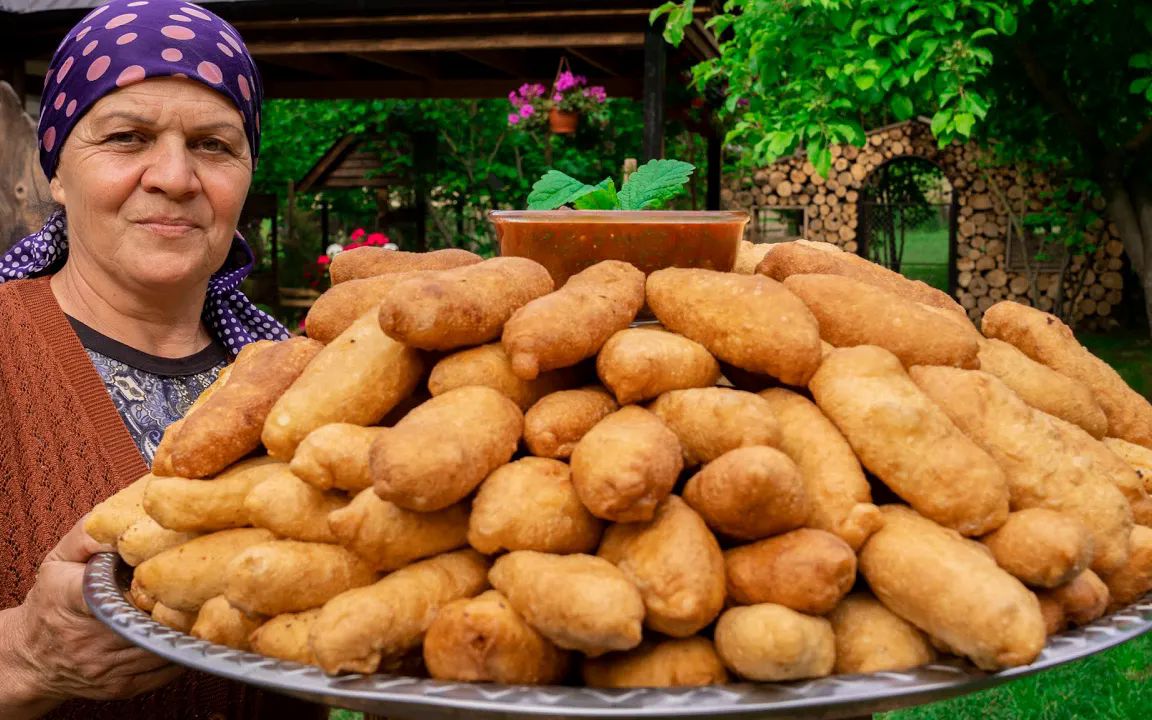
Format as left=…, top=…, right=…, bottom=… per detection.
left=855, top=74, right=877, bottom=91
left=807, top=139, right=832, bottom=178
left=891, top=93, right=915, bottom=120
left=526, top=171, right=601, bottom=210
left=1131, top=77, right=1152, bottom=95
left=573, top=177, right=620, bottom=210
left=930, top=109, right=951, bottom=138
left=617, top=159, right=696, bottom=210
left=954, top=111, right=976, bottom=136
left=972, top=28, right=997, bottom=40
left=868, top=33, right=887, bottom=49
left=767, top=130, right=795, bottom=157
left=1131, top=53, right=1152, bottom=70
left=995, top=8, right=1018, bottom=35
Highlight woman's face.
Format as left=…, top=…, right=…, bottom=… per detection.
left=49, top=77, right=251, bottom=292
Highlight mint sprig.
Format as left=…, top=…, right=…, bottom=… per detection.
left=526, top=159, right=695, bottom=211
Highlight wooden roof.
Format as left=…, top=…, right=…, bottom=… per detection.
left=1, top=0, right=720, bottom=101
left=296, top=134, right=403, bottom=194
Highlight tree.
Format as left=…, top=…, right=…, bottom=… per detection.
left=655, top=0, right=1152, bottom=332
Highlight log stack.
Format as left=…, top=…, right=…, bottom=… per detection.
left=722, top=120, right=1125, bottom=330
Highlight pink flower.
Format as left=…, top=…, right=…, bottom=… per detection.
left=553, top=92, right=563, bottom=102
left=350, top=228, right=366, bottom=240
left=508, top=112, right=520, bottom=125
left=316, top=255, right=330, bottom=266
left=366, top=232, right=387, bottom=245
left=519, top=104, right=534, bottom=117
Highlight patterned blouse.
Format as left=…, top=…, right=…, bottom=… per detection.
left=67, top=317, right=227, bottom=466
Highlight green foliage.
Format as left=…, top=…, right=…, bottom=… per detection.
left=527, top=159, right=695, bottom=210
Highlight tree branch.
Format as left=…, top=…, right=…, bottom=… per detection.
left=1013, top=40, right=1107, bottom=159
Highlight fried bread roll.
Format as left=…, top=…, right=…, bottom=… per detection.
left=783, top=274, right=979, bottom=369
left=724, top=529, right=856, bottom=615
left=143, top=457, right=285, bottom=532
left=378, top=257, right=554, bottom=351
left=371, top=386, right=523, bottom=512
left=1043, top=414, right=1152, bottom=526
left=569, top=406, right=683, bottom=522
left=328, top=489, right=469, bottom=572
left=249, top=609, right=321, bottom=665
left=190, top=595, right=263, bottom=650
left=757, top=389, right=882, bottom=551
left=981, top=509, right=1093, bottom=588
left=243, top=469, right=348, bottom=543
left=583, top=637, right=728, bottom=688
left=289, top=424, right=385, bottom=493
left=598, top=497, right=725, bottom=637
left=714, top=604, right=835, bottom=681
left=908, top=365, right=1132, bottom=573
left=304, top=273, right=413, bottom=343
left=225, top=540, right=376, bottom=617
left=1104, top=437, right=1152, bottom=497
left=1101, top=525, right=1152, bottom=610
left=310, top=550, right=490, bottom=674
left=263, top=310, right=423, bottom=459
left=596, top=327, right=720, bottom=405
left=523, top=387, right=618, bottom=459
left=649, top=388, right=780, bottom=466
left=129, top=577, right=157, bottom=613
left=859, top=506, right=1046, bottom=670
left=976, top=338, right=1107, bottom=437
left=646, top=268, right=823, bottom=386
left=489, top=551, right=644, bottom=657
left=682, top=446, right=809, bottom=541
left=134, top=528, right=275, bottom=612
left=159, top=337, right=322, bottom=478
left=732, top=240, right=772, bottom=274
left=424, top=590, right=569, bottom=684
left=501, top=260, right=645, bottom=380
left=117, top=516, right=199, bottom=567
left=151, top=602, right=197, bottom=633
left=982, top=300, right=1152, bottom=449
left=330, top=246, right=481, bottom=284
left=428, top=343, right=586, bottom=410
left=811, top=347, right=1010, bottom=537
left=1042, top=570, right=1110, bottom=626
left=828, top=593, right=936, bottom=674
left=468, top=457, right=602, bottom=555
left=1037, top=594, right=1069, bottom=635
left=85, top=473, right=152, bottom=545
left=756, top=240, right=967, bottom=322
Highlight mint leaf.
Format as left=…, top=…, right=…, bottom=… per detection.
left=527, top=170, right=600, bottom=210
left=573, top=178, right=619, bottom=209
left=616, top=159, right=695, bottom=210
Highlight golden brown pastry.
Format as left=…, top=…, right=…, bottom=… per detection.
left=757, top=388, right=882, bottom=551
left=646, top=268, right=823, bottom=386
left=714, top=604, right=835, bottom=681
left=243, top=468, right=348, bottom=543
left=582, top=637, right=728, bottom=688
left=523, top=387, right=618, bottom=459
left=908, top=364, right=1132, bottom=574
left=1042, top=569, right=1110, bottom=627
left=569, top=406, right=683, bottom=522
left=310, top=549, right=490, bottom=674
left=976, top=338, right=1108, bottom=438
left=134, top=528, right=275, bottom=612
left=428, top=342, right=586, bottom=411
left=468, top=457, right=602, bottom=555
left=783, top=274, right=979, bottom=369
left=249, top=609, right=322, bottom=665
left=330, top=246, right=481, bottom=284
left=682, top=446, right=809, bottom=541
left=1104, top=437, right=1152, bottom=497
left=290, top=423, right=386, bottom=492
left=1043, top=414, right=1152, bottom=526
left=190, top=595, right=263, bottom=650
left=828, top=593, right=936, bottom=674
left=1100, top=525, right=1152, bottom=610
left=129, top=576, right=157, bottom=613
left=378, top=257, right=554, bottom=351
left=158, top=337, right=322, bottom=478
left=981, top=509, right=1094, bottom=588
left=371, top=386, right=523, bottom=512
left=811, top=347, right=1010, bottom=537
left=328, top=489, right=469, bottom=572
left=648, top=387, right=781, bottom=466
left=143, top=457, right=284, bottom=532
left=489, top=551, right=644, bottom=657
left=598, top=496, right=725, bottom=638
left=423, top=590, right=569, bottom=684
left=596, top=327, right=720, bottom=405
left=732, top=240, right=772, bottom=274
left=1037, top=594, right=1068, bottom=636
left=858, top=506, right=1046, bottom=670
left=724, top=529, right=856, bottom=615
left=151, top=602, right=197, bottom=633
left=117, top=516, right=199, bottom=567
left=84, top=473, right=152, bottom=546
left=304, top=272, right=413, bottom=343
left=225, top=540, right=377, bottom=617
left=982, top=300, right=1152, bottom=449
left=262, top=310, right=423, bottom=460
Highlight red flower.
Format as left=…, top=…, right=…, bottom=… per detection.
left=350, top=228, right=366, bottom=241
left=366, top=232, right=387, bottom=245
left=316, top=255, right=330, bottom=265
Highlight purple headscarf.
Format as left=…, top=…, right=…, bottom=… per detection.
left=0, top=0, right=289, bottom=355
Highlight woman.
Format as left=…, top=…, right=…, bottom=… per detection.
left=0, top=2, right=323, bottom=718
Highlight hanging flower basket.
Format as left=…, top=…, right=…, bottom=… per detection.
left=548, top=108, right=581, bottom=134
left=506, top=56, right=608, bottom=135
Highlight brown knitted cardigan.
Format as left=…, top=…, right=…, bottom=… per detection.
left=0, top=277, right=325, bottom=720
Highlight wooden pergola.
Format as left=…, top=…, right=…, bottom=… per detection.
left=0, top=0, right=723, bottom=182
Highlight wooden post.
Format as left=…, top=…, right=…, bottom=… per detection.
left=320, top=197, right=330, bottom=252
left=642, top=23, right=666, bottom=162
left=706, top=130, right=721, bottom=210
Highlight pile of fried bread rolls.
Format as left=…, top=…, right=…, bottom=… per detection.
left=86, top=239, right=1152, bottom=688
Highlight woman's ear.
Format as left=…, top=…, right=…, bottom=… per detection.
left=49, top=175, right=66, bottom=205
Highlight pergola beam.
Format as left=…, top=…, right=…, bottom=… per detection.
left=229, top=7, right=711, bottom=32
left=246, top=33, right=644, bottom=56
left=453, top=50, right=530, bottom=79
left=565, top=47, right=627, bottom=77
left=350, top=52, right=440, bottom=80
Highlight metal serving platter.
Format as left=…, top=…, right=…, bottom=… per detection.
left=85, top=553, right=1152, bottom=720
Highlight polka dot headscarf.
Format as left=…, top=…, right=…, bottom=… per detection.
left=0, top=0, right=289, bottom=355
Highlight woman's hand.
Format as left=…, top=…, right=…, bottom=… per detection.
left=0, top=519, right=183, bottom=718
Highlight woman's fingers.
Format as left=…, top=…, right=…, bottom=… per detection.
left=42, top=517, right=113, bottom=566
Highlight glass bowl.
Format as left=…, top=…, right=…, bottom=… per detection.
left=489, top=210, right=750, bottom=287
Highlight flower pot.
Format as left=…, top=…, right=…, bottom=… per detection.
left=549, top=108, right=580, bottom=134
